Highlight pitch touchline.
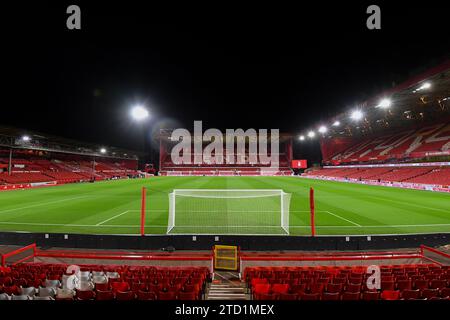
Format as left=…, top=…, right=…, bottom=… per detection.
left=0, top=222, right=449, bottom=228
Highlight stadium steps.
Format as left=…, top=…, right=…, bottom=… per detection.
left=402, top=168, right=435, bottom=182
left=205, top=272, right=249, bottom=300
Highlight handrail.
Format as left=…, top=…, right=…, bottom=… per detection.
left=420, top=245, right=450, bottom=259
left=1, top=243, right=36, bottom=267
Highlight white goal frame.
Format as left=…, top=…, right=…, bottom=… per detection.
left=167, top=189, right=290, bottom=235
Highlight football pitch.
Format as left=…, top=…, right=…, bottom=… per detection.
left=0, top=176, right=449, bottom=236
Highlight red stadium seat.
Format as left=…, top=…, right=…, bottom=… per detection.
left=158, top=291, right=177, bottom=300
left=345, top=283, right=361, bottom=293
left=95, top=290, right=115, bottom=301
left=76, top=290, right=95, bottom=300
left=421, top=289, right=439, bottom=300
left=361, top=291, right=379, bottom=301
left=256, top=293, right=278, bottom=300
left=136, top=290, right=156, bottom=300
left=300, top=293, right=320, bottom=301
left=341, top=292, right=360, bottom=301
left=414, top=280, right=429, bottom=290
left=111, top=281, right=130, bottom=293
left=271, top=284, right=289, bottom=295
left=116, top=291, right=135, bottom=301
left=178, top=291, right=197, bottom=300
left=326, top=283, right=343, bottom=293
left=322, top=292, right=340, bottom=301
left=440, top=287, right=450, bottom=298
left=397, top=280, right=412, bottom=291
left=429, top=280, right=447, bottom=290
left=381, top=290, right=400, bottom=300
left=278, top=293, right=298, bottom=300
left=401, top=289, right=420, bottom=300
left=381, top=281, right=395, bottom=291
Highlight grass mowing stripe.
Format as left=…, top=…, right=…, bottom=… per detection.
left=0, top=176, right=448, bottom=235
left=0, top=196, right=91, bottom=215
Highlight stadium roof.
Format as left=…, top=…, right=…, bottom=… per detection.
left=306, top=60, right=450, bottom=138
left=0, top=126, right=140, bottom=160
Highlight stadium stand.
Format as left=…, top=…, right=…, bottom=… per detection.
left=158, top=130, right=293, bottom=176
left=245, top=264, right=450, bottom=300
left=304, top=165, right=450, bottom=186
left=0, top=152, right=139, bottom=185
left=0, top=263, right=210, bottom=300
left=322, top=122, right=450, bottom=165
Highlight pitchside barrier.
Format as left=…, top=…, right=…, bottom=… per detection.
left=238, top=247, right=449, bottom=278
left=2, top=244, right=448, bottom=274
left=0, top=243, right=214, bottom=269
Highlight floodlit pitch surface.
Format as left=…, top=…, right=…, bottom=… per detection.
left=0, top=176, right=449, bottom=236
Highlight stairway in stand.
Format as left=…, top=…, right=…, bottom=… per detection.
left=205, top=271, right=249, bottom=300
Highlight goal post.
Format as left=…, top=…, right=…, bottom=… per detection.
left=166, top=189, right=291, bottom=235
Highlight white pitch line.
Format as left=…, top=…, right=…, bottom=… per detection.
left=368, top=195, right=450, bottom=213
left=0, top=221, right=163, bottom=228
left=323, top=210, right=362, bottom=227
left=127, top=209, right=322, bottom=213
left=0, top=196, right=91, bottom=215
left=0, top=221, right=448, bottom=228
left=289, top=224, right=450, bottom=228
left=95, top=210, right=130, bottom=226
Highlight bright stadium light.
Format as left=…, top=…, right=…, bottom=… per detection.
left=100, top=148, right=107, bottom=154
left=131, top=105, right=149, bottom=121
left=377, top=98, right=391, bottom=109
left=318, top=126, right=327, bottom=134
left=351, top=110, right=364, bottom=121
left=332, top=121, right=340, bottom=127
left=413, top=82, right=432, bottom=93
left=421, top=82, right=431, bottom=89
left=307, top=131, right=315, bottom=138
left=299, top=135, right=305, bottom=141
left=21, top=135, right=31, bottom=142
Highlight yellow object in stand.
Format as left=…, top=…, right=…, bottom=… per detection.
left=214, top=245, right=238, bottom=271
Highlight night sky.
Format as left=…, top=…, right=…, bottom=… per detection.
left=3, top=1, right=450, bottom=162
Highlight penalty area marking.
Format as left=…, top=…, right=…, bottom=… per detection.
left=323, top=210, right=362, bottom=227
left=95, top=210, right=131, bottom=226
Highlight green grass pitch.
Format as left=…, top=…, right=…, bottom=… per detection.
left=0, top=176, right=449, bottom=236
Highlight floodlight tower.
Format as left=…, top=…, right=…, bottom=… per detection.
left=130, top=104, right=151, bottom=170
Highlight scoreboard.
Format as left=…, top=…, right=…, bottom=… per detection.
left=291, top=159, right=307, bottom=169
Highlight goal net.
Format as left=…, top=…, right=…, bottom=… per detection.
left=167, top=189, right=291, bottom=235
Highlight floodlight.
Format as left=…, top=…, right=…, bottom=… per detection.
left=299, top=135, right=305, bottom=141
left=318, top=126, right=327, bottom=134
left=131, top=105, right=149, bottom=121
left=21, top=135, right=31, bottom=142
left=421, top=82, right=431, bottom=89
left=332, top=121, right=340, bottom=126
left=351, top=110, right=364, bottom=121
left=307, top=131, right=315, bottom=138
left=377, top=98, right=391, bottom=109
left=100, top=148, right=107, bottom=154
